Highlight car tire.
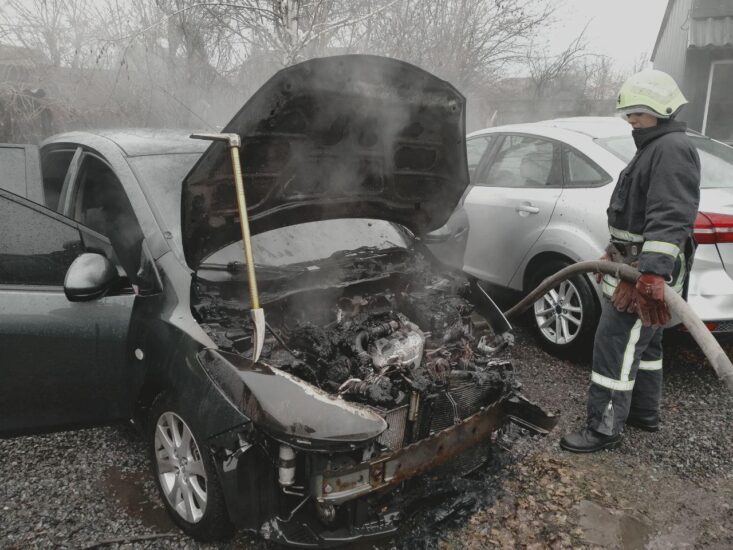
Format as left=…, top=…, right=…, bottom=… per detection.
left=148, top=394, right=234, bottom=542
left=528, top=259, right=600, bottom=357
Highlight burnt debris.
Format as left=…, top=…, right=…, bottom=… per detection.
left=193, top=247, right=515, bottom=411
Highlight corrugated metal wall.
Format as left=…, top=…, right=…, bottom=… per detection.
left=653, top=0, right=733, bottom=133
left=653, top=0, right=693, bottom=85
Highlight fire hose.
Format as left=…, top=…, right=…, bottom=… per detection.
left=501, top=260, right=733, bottom=393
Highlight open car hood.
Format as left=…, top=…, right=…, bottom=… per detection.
left=181, top=55, right=469, bottom=268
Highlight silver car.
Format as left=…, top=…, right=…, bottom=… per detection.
left=430, top=116, right=733, bottom=355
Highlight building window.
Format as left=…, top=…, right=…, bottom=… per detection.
left=703, top=61, right=733, bottom=143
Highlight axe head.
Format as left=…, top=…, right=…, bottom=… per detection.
left=190, top=132, right=241, bottom=148
left=251, top=308, right=265, bottom=362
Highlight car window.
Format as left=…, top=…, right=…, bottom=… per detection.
left=41, top=149, right=77, bottom=211
left=466, top=136, right=494, bottom=183
left=0, top=192, right=83, bottom=286
left=479, top=135, right=559, bottom=187
left=690, top=136, right=733, bottom=189
left=596, top=134, right=733, bottom=189
left=0, top=145, right=30, bottom=197
left=70, top=155, right=145, bottom=282
left=203, top=219, right=410, bottom=267
left=594, top=135, right=634, bottom=163
left=563, top=147, right=610, bottom=187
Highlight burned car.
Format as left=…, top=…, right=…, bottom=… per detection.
left=0, top=55, right=554, bottom=545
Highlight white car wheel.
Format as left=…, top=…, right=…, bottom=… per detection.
left=533, top=279, right=584, bottom=345
left=529, top=260, right=600, bottom=357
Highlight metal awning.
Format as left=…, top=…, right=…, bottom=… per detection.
left=690, top=16, right=733, bottom=48
left=689, top=0, right=733, bottom=48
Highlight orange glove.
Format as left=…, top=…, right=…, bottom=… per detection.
left=636, top=273, right=666, bottom=302
left=595, top=252, right=610, bottom=284
left=611, top=280, right=636, bottom=312
left=633, top=293, right=671, bottom=327
left=634, top=274, right=670, bottom=327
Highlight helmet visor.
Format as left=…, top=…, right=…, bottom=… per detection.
left=616, top=105, right=669, bottom=118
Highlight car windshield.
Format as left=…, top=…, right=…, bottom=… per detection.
left=203, top=218, right=411, bottom=267
left=595, top=134, right=733, bottom=189
left=126, top=152, right=202, bottom=243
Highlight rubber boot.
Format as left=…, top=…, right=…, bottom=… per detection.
left=560, top=428, right=622, bottom=453
left=625, top=408, right=659, bottom=432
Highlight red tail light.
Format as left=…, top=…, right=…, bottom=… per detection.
left=694, top=212, right=733, bottom=244
left=678, top=322, right=719, bottom=332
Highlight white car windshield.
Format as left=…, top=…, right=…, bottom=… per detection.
left=596, top=135, right=733, bottom=189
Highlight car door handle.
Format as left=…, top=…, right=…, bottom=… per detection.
left=516, top=204, right=540, bottom=214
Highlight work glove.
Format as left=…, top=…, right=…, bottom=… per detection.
left=611, top=280, right=636, bottom=312
left=633, top=274, right=671, bottom=328
left=634, top=293, right=671, bottom=327
left=595, top=252, right=610, bottom=284
left=636, top=273, right=666, bottom=302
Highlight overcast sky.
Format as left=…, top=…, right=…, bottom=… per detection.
left=546, top=0, right=669, bottom=72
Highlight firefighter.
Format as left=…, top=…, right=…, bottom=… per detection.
left=560, top=69, right=701, bottom=453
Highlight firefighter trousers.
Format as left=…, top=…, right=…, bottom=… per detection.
left=587, top=299, right=664, bottom=436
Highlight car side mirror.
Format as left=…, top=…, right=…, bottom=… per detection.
left=64, top=252, right=118, bottom=302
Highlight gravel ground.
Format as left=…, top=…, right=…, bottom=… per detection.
left=2, top=326, right=732, bottom=549
left=441, top=325, right=733, bottom=549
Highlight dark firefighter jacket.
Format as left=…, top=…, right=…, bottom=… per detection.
left=607, top=120, right=701, bottom=280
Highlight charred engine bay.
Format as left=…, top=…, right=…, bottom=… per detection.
left=193, top=247, right=516, bottom=411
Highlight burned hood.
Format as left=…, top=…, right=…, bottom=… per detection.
left=181, top=55, right=469, bottom=268
left=199, top=349, right=387, bottom=448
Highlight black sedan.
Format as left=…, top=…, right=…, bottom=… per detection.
left=0, top=55, right=554, bottom=546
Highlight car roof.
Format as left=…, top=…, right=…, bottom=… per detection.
left=469, top=116, right=631, bottom=141
left=44, top=128, right=209, bottom=157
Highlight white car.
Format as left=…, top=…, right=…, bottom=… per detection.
left=430, top=116, right=733, bottom=356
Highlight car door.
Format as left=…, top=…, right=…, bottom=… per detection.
left=462, top=134, right=563, bottom=288
left=425, top=135, right=498, bottom=269
left=0, top=190, right=136, bottom=435
left=537, top=143, right=614, bottom=259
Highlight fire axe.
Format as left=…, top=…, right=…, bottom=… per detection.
left=190, top=132, right=265, bottom=362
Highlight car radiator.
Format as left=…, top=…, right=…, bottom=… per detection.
left=374, top=375, right=505, bottom=453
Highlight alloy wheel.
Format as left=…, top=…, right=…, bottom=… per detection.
left=533, top=279, right=584, bottom=345
left=154, top=411, right=208, bottom=524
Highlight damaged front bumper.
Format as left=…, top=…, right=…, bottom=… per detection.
left=263, top=393, right=557, bottom=546
left=313, top=393, right=556, bottom=505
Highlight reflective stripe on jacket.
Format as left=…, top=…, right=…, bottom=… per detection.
left=601, top=252, right=687, bottom=299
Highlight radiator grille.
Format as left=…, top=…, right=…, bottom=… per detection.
left=372, top=375, right=505, bottom=449
left=374, top=404, right=409, bottom=450
left=428, top=380, right=501, bottom=434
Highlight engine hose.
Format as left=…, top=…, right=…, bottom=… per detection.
left=503, top=260, right=733, bottom=393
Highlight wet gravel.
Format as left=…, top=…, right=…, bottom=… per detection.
left=0, top=424, right=265, bottom=549
left=510, top=326, right=733, bottom=483
left=1, top=326, right=732, bottom=548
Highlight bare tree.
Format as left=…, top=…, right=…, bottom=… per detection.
left=362, top=0, right=554, bottom=92
left=0, top=0, right=100, bottom=68
left=581, top=54, right=625, bottom=101
left=526, top=26, right=588, bottom=99
left=199, top=0, right=397, bottom=67
left=0, top=0, right=571, bottom=137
